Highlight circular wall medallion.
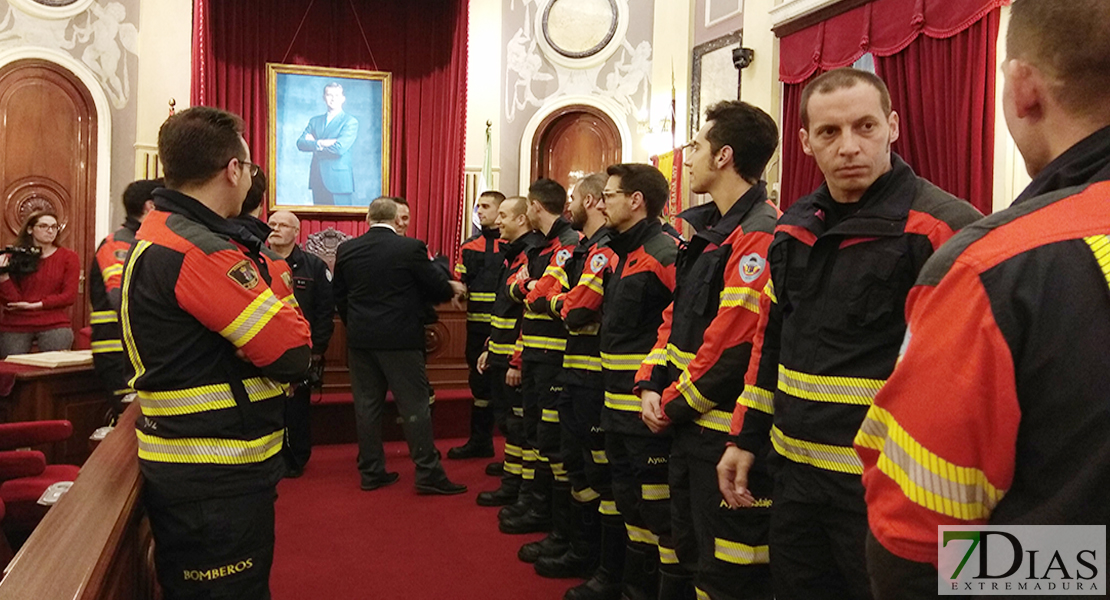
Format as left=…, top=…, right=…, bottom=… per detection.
left=9, top=0, right=95, bottom=20
left=4, top=177, right=71, bottom=238
left=542, top=0, right=618, bottom=59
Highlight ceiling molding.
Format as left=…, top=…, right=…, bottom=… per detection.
left=770, top=0, right=872, bottom=37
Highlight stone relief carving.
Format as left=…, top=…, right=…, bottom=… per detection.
left=0, top=0, right=137, bottom=109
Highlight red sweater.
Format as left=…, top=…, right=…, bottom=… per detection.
left=0, top=247, right=80, bottom=332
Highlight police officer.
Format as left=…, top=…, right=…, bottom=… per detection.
left=125, top=106, right=312, bottom=600
left=448, top=190, right=505, bottom=461
left=268, top=210, right=335, bottom=478
left=88, top=178, right=159, bottom=421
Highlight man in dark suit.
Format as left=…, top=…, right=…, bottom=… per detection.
left=334, top=196, right=468, bottom=495
left=296, top=82, right=358, bottom=206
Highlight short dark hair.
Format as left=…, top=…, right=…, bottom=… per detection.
left=1008, top=0, right=1110, bottom=117
left=479, top=190, right=506, bottom=205
left=158, top=106, right=246, bottom=189
left=799, top=68, right=892, bottom=130
left=389, top=196, right=409, bottom=207
left=122, top=178, right=162, bottom=219
left=239, top=168, right=268, bottom=216
left=606, top=163, right=669, bottom=219
left=704, top=101, right=779, bottom=184
left=528, top=178, right=567, bottom=215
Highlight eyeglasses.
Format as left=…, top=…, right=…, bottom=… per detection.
left=240, top=160, right=260, bottom=177
left=34, top=223, right=60, bottom=231
left=601, top=190, right=627, bottom=201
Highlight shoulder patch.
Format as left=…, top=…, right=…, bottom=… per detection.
left=555, top=249, right=571, bottom=267
left=280, top=270, right=293, bottom=289
left=113, top=248, right=128, bottom=262
left=590, top=253, right=609, bottom=273
left=227, top=260, right=261, bottom=290
left=739, top=253, right=766, bottom=283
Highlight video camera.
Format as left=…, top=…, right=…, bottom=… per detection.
left=0, top=246, right=41, bottom=276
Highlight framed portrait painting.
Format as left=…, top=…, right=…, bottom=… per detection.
left=266, top=63, right=392, bottom=214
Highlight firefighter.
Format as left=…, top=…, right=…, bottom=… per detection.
left=717, top=69, right=981, bottom=600
left=88, top=178, right=160, bottom=422
left=448, top=190, right=505, bottom=461
left=124, top=107, right=312, bottom=600
left=499, top=179, right=582, bottom=536
left=475, top=196, right=543, bottom=508
left=638, top=101, right=780, bottom=600
left=856, top=2, right=1110, bottom=597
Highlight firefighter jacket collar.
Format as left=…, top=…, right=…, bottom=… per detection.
left=286, top=244, right=308, bottom=271
left=782, top=154, right=919, bottom=240
left=543, top=215, right=574, bottom=242
left=579, top=225, right=615, bottom=253
left=608, top=217, right=663, bottom=256
left=229, top=215, right=273, bottom=257
left=153, top=188, right=239, bottom=238
left=480, top=226, right=499, bottom=240
left=1014, top=124, right=1110, bottom=204
left=677, top=180, right=769, bottom=243
left=122, top=215, right=141, bottom=234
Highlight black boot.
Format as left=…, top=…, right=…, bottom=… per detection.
left=521, top=483, right=574, bottom=562
left=535, top=497, right=601, bottom=578
left=499, top=470, right=552, bottom=534
left=564, top=520, right=625, bottom=600
left=486, top=461, right=504, bottom=476
left=477, top=476, right=520, bottom=507
left=499, top=468, right=536, bottom=520
left=619, top=544, right=659, bottom=600
left=656, top=571, right=694, bottom=600
left=447, top=438, right=494, bottom=459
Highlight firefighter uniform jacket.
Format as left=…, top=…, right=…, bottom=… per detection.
left=284, top=245, right=335, bottom=353
left=510, top=217, right=581, bottom=365
left=547, top=226, right=613, bottom=389
left=456, top=227, right=502, bottom=334
left=487, top=231, right=544, bottom=370
left=125, top=189, right=312, bottom=504
left=857, top=127, right=1110, bottom=595
left=638, top=183, right=778, bottom=462
left=89, top=216, right=140, bottom=393
left=731, top=156, right=981, bottom=505
left=598, top=218, right=677, bottom=435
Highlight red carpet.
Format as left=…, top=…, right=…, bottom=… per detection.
left=272, top=439, right=578, bottom=599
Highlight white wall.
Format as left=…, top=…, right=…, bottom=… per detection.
left=134, top=0, right=192, bottom=158
left=992, top=4, right=1031, bottom=213
left=739, top=0, right=782, bottom=195
left=465, top=0, right=501, bottom=175
left=647, top=0, right=694, bottom=155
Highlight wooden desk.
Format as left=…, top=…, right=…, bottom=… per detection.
left=0, top=361, right=109, bottom=466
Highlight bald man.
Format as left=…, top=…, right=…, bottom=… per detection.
left=268, top=210, right=335, bottom=477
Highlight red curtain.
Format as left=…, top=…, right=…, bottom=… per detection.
left=779, top=74, right=826, bottom=212
left=191, top=0, right=468, bottom=256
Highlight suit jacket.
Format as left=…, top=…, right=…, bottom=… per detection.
left=296, top=111, right=358, bottom=194
left=333, top=227, right=455, bottom=350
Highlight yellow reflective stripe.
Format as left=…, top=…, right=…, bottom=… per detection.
left=644, top=347, right=667, bottom=367
left=524, top=311, right=554, bottom=321
left=764, top=279, right=776, bottom=304
left=514, top=337, right=524, bottom=355
left=578, top=273, right=605, bottom=295
left=564, top=354, right=603, bottom=371
left=739, top=385, right=774, bottom=415
left=591, top=450, right=609, bottom=464
left=604, top=391, right=641, bottom=412
left=667, top=343, right=695, bottom=370
left=696, top=588, right=711, bottom=600
left=102, top=263, right=124, bottom=278
left=455, top=263, right=466, bottom=275
left=113, top=387, right=135, bottom=396
left=473, top=398, right=490, bottom=408
left=489, top=341, right=517, bottom=355
left=600, top=500, right=620, bottom=516
left=219, top=288, right=282, bottom=349
left=713, top=539, right=770, bottom=565
left=720, top=286, right=761, bottom=313
left=280, top=294, right=299, bottom=310
left=467, top=313, right=492, bottom=323
left=771, top=426, right=863, bottom=475
left=121, top=240, right=152, bottom=387
left=677, top=371, right=715, bottom=413
left=136, top=429, right=283, bottom=465
left=504, top=443, right=523, bottom=457
left=601, top=352, right=647, bottom=371
left=491, top=316, right=518, bottom=329
left=91, top=340, right=124, bottom=354
left=1085, top=235, right=1110, bottom=290
left=512, top=406, right=524, bottom=417
left=542, top=264, right=570, bottom=288
left=572, top=487, right=601, bottom=503
left=138, top=377, right=287, bottom=417
left=855, top=405, right=1004, bottom=521
left=542, top=408, right=560, bottom=423
left=523, top=448, right=539, bottom=462
left=777, top=365, right=885, bottom=406
left=659, top=545, right=679, bottom=565
left=505, top=463, right=523, bottom=475
left=693, top=409, right=732, bottom=433
left=642, top=483, right=670, bottom=501
left=626, top=524, right=659, bottom=545
left=90, top=310, right=118, bottom=324
left=522, top=468, right=535, bottom=480
left=522, top=335, right=566, bottom=351
left=552, top=462, right=567, bottom=476
left=469, top=292, right=496, bottom=302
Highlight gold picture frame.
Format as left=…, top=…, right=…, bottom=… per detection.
left=266, top=63, right=392, bottom=215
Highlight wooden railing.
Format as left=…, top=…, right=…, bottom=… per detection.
left=0, top=402, right=156, bottom=600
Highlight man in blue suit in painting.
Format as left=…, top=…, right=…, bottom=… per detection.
left=297, top=82, right=359, bottom=205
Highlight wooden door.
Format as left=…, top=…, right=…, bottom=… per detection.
left=531, top=105, right=621, bottom=190
left=0, top=59, right=98, bottom=332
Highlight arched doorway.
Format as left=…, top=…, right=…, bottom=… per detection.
left=0, top=58, right=98, bottom=332
left=530, top=105, right=622, bottom=190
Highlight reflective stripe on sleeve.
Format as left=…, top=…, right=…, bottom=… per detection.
left=489, top=341, right=517, bottom=356
left=719, top=286, right=761, bottom=313
left=677, top=371, right=715, bottom=413
left=91, top=340, right=124, bottom=354
left=666, top=343, right=695, bottom=370
left=90, top=310, right=118, bottom=324
left=738, top=386, right=774, bottom=415
left=491, top=316, right=518, bottom=329
left=219, top=288, right=283, bottom=348
left=643, top=347, right=667, bottom=367
left=693, top=409, right=732, bottom=433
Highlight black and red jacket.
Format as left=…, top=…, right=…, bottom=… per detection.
left=487, top=231, right=543, bottom=370
left=89, top=217, right=141, bottom=392
left=510, top=217, right=581, bottom=365
left=597, top=218, right=677, bottom=435
left=455, top=226, right=502, bottom=334
left=858, top=127, right=1110, bottom=598
left=731, top=156, right=981, bottom=506
left=637, top=183, right=778, bottom=461
left=548, top=226, right=613, bottom=389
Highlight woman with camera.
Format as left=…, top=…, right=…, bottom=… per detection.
left=0, top=210, right=80, bottom=358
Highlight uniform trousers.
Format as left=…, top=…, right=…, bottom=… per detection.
left=282, top=384, right=312, bottom=471
left=606, top=431, right=672, bottom=556
left=522, top=361, right=563, bottom=483
left=464, top=330, right=495, bottom=446
left=489, top=365, right=524, bottom=481
left=557, top=383, right=612, bottom=512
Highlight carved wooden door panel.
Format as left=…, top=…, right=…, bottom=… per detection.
left=531, top=105, right=621, bottom=190
left=0, top=59, right=98, bottom=333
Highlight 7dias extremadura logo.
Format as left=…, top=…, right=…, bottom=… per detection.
left=939, top=526, right=1105, bottom=595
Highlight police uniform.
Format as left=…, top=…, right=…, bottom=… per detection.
left=125, top=189, right=312, bottom=599
left=731, top=156, right=980, bottom=600
left=89, top=216, right=141, bottom=417
left=637, top=183, right=779, bottom=600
